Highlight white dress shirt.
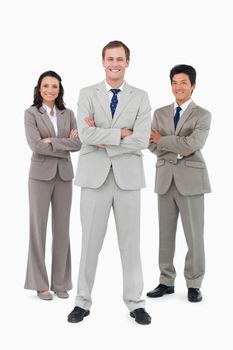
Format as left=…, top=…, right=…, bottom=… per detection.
left=174, top=99, right=192, bottom=118
left=43, top=103, right=58, bottom=136
left=104, top=81, right=125, bottom=102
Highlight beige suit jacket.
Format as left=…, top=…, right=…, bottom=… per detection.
left=75, top=81, right=151, bottom=190
left=25, top=106, right=81, bottom=181
left=149, top=101, right=211, bottom=195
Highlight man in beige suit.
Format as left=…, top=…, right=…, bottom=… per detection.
left=67, top=41, right=152, bottom=324
left=147, top=65, right=211, bottom=302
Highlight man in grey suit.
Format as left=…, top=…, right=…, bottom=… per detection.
left=67, top=41, right=152, bottom=324
left=147, top=65, right=211, bottom=302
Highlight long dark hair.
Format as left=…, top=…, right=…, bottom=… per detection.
left=32, top=70, right=66, bottom=110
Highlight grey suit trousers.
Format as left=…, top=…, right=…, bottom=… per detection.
left=24, top=172, right=72, bottom=292
left=158, top=180, right=205, bottom=288
left=75, top=170, right=145, bottom=311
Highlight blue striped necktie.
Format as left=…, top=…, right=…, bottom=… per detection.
left=174, top=106, right=182, bottom=129
left=110, top=89, right=121, bottom=117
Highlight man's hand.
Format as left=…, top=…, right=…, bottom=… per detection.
left=69, top=129, right=78, bottom=139
left=84, top=117, right=106, bottom=148
left=121, top=128, right=133, bottom=138
left=85, top=117, right=95, bottom=127
left=150, top=129, right=161, bottom=143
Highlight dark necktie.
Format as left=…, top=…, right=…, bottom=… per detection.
left=174, top=106, right=182, bottom=130
left=110, top=89, right=121, bottom=117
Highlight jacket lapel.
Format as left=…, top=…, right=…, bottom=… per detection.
left=175, top=101, right=197, bottom=135
left=56, top=109, right=66, bottom=137
left=96, top=81, right=112, bottom=122
left=39, top=106, right=56, bottom=137
left=164, top=104, right=176, bottom=134
left=111, top=83, right=133, bottom=126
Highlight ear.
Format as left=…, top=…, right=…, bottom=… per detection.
left=191, top=83, right=196, bottom=93
left=126, top=59, right=130, bottom=68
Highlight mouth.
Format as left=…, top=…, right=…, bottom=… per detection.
left=110, top=69, right=120, bottom=73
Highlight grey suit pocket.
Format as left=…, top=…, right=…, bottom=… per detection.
left=185, top=161, right=205, bottom=169
left=156, top=159, right=165, bottom=167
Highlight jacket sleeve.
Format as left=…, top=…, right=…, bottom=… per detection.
left=77, top=88, right=121, bottom=146
left=24, top=109, right=69, bottom=159
left=50, top=110, right=81, bottom=152
left=148, top=109, right=159, bottom=155
left=106, top=92, right=151, bottom=157
left=148, top=109, right=175, bottom=157
left=156, top=111, right=211, bottom=155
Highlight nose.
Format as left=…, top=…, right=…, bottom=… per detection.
left=111, top=60, right=119, bottom=66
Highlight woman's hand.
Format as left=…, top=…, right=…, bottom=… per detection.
left=69, top=129, right=78, bottom=139
left=42, top=138, right=52, bottom=143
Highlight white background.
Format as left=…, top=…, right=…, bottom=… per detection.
left=1, top=0, right=232, bottom=349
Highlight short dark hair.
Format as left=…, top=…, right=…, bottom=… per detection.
left=102, top=40, right=130, bottom=61
left=32, top=70, right=66, bottom=110
left=170, top=64, right=196, bottom=85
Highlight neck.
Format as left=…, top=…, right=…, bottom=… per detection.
left=43, top=101, right=55, bottom=109
left=106, top=78, right=124, bottom=89
left=175, top=98, right=191, bottom=106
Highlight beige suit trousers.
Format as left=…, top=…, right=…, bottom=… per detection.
left=158, top=180, right=205, bottom=288
left=75, top=170, right=145, bottom=311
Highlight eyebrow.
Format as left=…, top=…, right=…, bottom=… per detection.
left=106, top=56, right=124, bottom=59
left=172, top=79, right=189, bottom=83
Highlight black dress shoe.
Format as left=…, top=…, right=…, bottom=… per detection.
left=67, top=306, right=90, bottom=323
left=130, top=308, right=151, bottom=325
left=147, top=283, right=174, bottom=298
left=188, top=288, right=202, bottom=302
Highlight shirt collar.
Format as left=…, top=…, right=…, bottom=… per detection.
left=104, top=80, right=125, bottom=92
left=43, top=103, right=55, bottom=112
left=174, top=99, right=192, bottom=112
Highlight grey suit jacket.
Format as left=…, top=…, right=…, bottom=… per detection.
left=25, top=106, right=81, bottom=181
left=149, top=101, right=211, bottom=195
left=75, top=81, right=151, bottom=190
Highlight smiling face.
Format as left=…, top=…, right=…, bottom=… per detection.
left=171, top=73, right=195, bottom=105
left=102, top=46, right=129, bottom=87
left=39, top=76, right=59, bottom=107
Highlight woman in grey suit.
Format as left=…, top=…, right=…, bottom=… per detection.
left=24, top=71, right=81, bottom=300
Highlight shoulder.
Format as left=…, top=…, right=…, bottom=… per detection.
left=154, top=104, right=172, bottom=114
left=25, top=105, right=39, bottom=114
left=128, top=84, right=148, bottom=97
left=24, top=106, right=41, bottom=120
left=79, top=83, right=100, bottom=95
left=193, top=104, right=211, bottom=115
left=192, top=103, right=212, bottom=121
left=60, top=108, right=75, bottom=118
left=60, top=107, right=73, bottom=114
